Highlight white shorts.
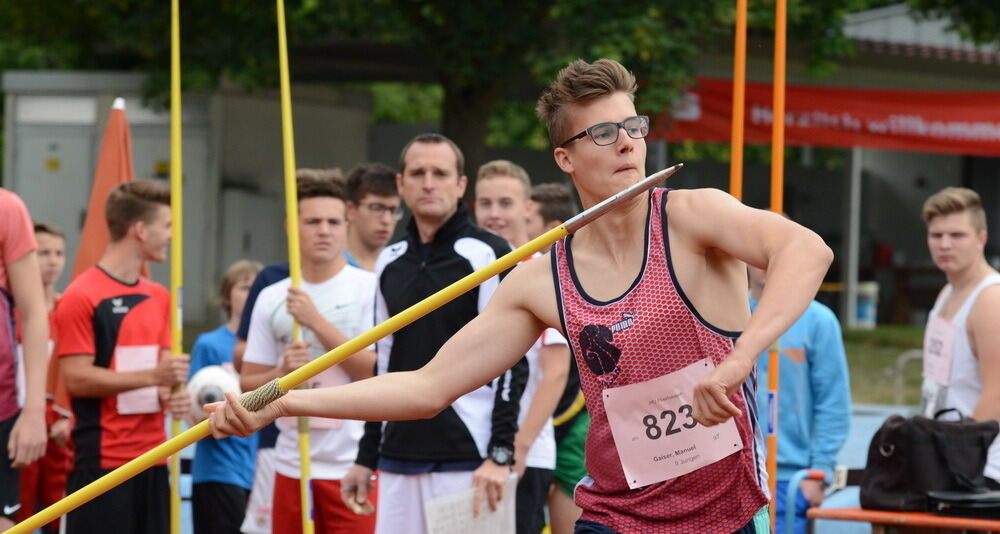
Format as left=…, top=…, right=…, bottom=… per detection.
left=375, top=470, right=474, bottom=534
left=240, top=448, right=276, bottom=534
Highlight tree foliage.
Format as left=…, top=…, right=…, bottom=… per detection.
left=0, top=0, right=893, bottom=171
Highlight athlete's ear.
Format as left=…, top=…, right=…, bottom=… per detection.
left=553, top=147, right=574, bottom=175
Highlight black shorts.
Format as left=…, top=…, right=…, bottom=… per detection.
left=0, top=414, right=19, bottom=521
left=192, top=481, right=249, bottom=534
left=64, top=465, right=169, bottom=534
left=516, top=467, right=554, bottom=534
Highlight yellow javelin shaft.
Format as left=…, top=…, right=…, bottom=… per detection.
left=8, top=165, right=680, bottom=534
left=274, top=1, right=312, bottom=532
left=169, top=1, right=184, bottom=532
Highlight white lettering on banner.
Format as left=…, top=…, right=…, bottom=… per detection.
left=749, top=104, right=1000, bottom=141
left=603, top=357, right=743, bottom=489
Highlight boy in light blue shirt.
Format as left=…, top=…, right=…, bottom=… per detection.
left=750, top=264, right=851, bottom=534
left=189, top=260, right=262, bottom=534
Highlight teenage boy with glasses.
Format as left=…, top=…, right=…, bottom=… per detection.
left=345, top=163, right=404, bottom=272
left=209, top=58, right=832, bottom=534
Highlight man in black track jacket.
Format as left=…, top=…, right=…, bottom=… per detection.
left=341, top=134, right=528, bottom=533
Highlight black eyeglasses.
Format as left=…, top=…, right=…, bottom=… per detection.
left=558, top=115, right=650, bottom=148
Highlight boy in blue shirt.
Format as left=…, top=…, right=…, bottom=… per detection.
left=750, top=264, right=851, bottom=534
left=189, top=260, right=262, bottom=534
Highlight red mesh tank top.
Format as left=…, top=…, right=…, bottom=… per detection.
left=551, top=188, right=768, bottom=533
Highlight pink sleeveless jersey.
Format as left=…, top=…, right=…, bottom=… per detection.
left=551, top=188, right=768, bottom=533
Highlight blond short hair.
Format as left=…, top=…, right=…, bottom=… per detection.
left=219, top=259, right=263, bottom=317
left=535, top=59, right=638, bottom=147
left=922, top=187, right=987, bottom=232
left=476, top=160, right=531, bottom=197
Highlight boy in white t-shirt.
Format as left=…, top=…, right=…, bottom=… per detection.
left=240, top=176, right=378, bottom=534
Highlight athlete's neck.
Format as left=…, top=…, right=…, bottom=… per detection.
left=946, top=260, right=995, bottom=294
left=572, top=191, right=649, bottom=264
left=43, top=285, right=59, bottom=313
left=346, top=231, right=380, bottom=271
left=225, top=314, right=240, bottom=334
left=97, top=241, right=147, bottom=284
left=301, top=252, right=347, bottom=284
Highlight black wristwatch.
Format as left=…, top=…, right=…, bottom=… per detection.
left=488, top=445, right=515, bottom=466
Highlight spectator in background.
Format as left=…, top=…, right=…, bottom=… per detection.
left=16, top=223, right=72, bottom=533
left=920, top=187, right=1000, bottom=490
left=339, top=134, right=527, bottom=534
left=750, top=257, right=851, bottom=534
left=475, top=159, right=570, bottom=534
left=0, top=188, right=49, bottom=531
left=524, top=182, right=585, bottom=534
left=240, top=177, right=378, bottom=534
left=525, top=182, right=578, bottom=254
left=232, top=168, right=350, bottom=534
left=189, top=259, right=262, bottom=534
left=344, top=162, right=403, bottom=271
left=57, top=179, right=189, bottom=534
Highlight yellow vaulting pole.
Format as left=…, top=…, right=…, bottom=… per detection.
left=274, top=1, right=313, bottom=532
left=7, top=166, right=682, bottom=534
left=768, top=0, right=787, bottom=529
left=729, top=0, right=747, bottom=201
left=169, top=1, right=184, bottom=533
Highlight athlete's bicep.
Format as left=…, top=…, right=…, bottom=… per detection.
left=421, top=284, right=543, bottom=404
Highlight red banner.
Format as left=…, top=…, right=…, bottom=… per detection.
left=654, top=78, right=1000, bottom=156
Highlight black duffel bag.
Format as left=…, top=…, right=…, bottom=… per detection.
left=860, top=409, right=999, bottom=512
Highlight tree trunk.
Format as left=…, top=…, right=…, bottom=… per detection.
left=441, top=82, right=498, bottom=201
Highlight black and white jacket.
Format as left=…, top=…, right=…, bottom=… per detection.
left=356, top=203, right=528, bottom=469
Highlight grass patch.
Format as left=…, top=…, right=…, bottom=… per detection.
left=843, top=325, right=923, bottom=405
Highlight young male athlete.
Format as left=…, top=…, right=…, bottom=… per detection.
left=0, top=190, right=49, bottom=531
left=475, top=159, right=571, bottom=534
left=209, top=58, right=832, bottom=533
left=240, top=176, right=378, bottom=534
left=57, top=179, right=190, bottom=534
left=919, top=187, right=1000, bottom=489
left=524, top=183, right=587, bottom=534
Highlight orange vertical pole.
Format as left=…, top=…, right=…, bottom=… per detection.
left=768, top=0, right=787, bottom=530
left=729, top=0, right=748, bottom=200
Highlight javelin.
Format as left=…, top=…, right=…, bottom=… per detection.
left=6, top=163, right=683, bottom=534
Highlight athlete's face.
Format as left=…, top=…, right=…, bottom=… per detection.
left=475, top=176, right=531, bottom=245
left=347, top=193, right=401, bottom=250
left=298, top=197, right=348, bottom=265
left=927, top=210, right=986, bottom=275
left=137, top=205, right=172, bottom=263
left=227, top=274, right=255, bottom=321
left=397, top=142, right=467, bottom=224
left=35, top=232, right=66, bottom=287
left=553, top=92, right=647, bottom=206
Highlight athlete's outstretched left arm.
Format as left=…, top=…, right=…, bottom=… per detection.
left=207, top=262, right=546, bottom=436
left=673, top=189, right=833, bottom=426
